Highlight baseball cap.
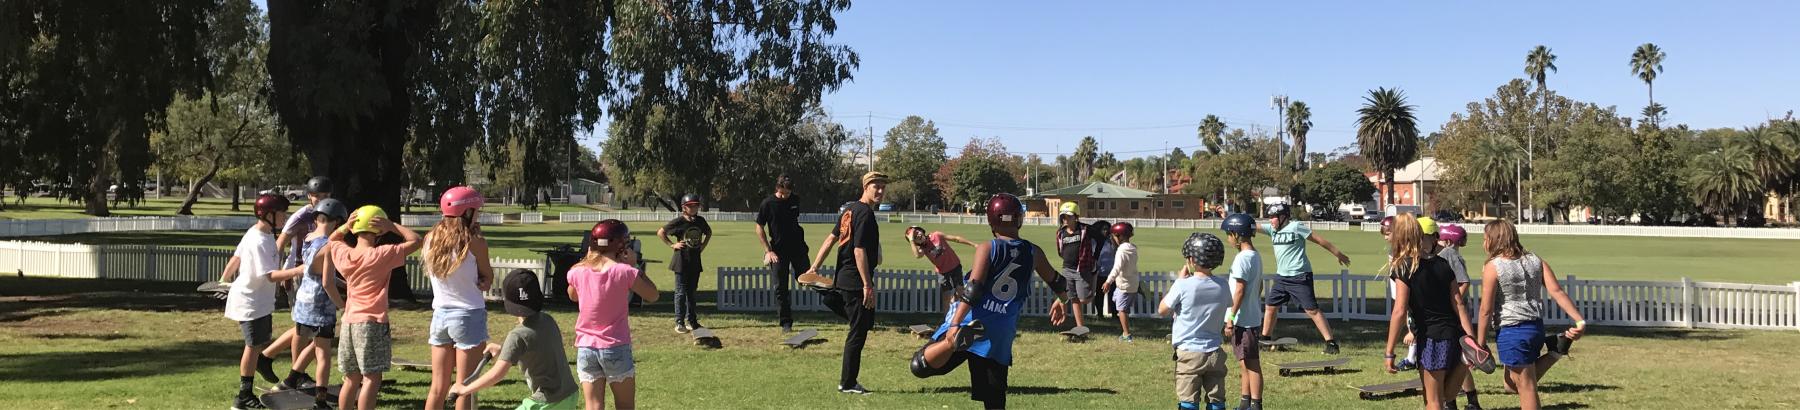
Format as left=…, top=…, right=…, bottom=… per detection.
left=502, top=269, right=545, bottom=317
left=860, top=171, right=889, bottom=186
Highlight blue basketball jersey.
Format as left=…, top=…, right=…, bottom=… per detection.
left=932, top=237, right=1034, bottom=365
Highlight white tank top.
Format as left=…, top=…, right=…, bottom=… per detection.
left=428, top=245, right=485, bottom=310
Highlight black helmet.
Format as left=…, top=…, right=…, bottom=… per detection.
left=314, top=198, right=350, bottom=221
left=305, top=176, right=333, bottom=194
left=1265, top=203, right=1291, bottom=218
left=1181, top=232, right=1225, bottom=269
left=1221, top=213, right=1256, bottom=237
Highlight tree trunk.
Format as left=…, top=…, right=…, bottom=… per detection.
left=231, top=183, right=242, bottom=211
left=85, top=175, right=111, bottom=217
left=178, top=162, right=223, bottom=215
left=1384, top=170, right=1396, bottom=209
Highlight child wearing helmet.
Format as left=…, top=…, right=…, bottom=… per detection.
left=910, top=193, right=1072, bottom=410
left=1382, top=214, right=1476, bottom=410
left=261, top=198, right=350, bottom=407
left=1098, top=222, right=1139, bottom=341
left=1052, top=201, right=1102, bottom=333
left=566, top=220, right=661, bottom=410
left=1258, top=203, right=1352, bottom=355
left=423, top=186, right=495, bottom=410
left=657, top=193, right=713, bottom=333
left=220, top=194, right=292, bottom=410
left=262, top=176, right=336, bottom=387
left=904, top=225, right=980, bottom=313
left=1219, top=213, right=1265, bottom=410
left=326, top=205, right=425, bottom=410
left=1159, top=232, right=1232, bottom=410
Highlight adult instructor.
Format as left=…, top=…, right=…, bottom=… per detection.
left=803, top=171, right=887, bottom=395
left=1259, top=203, right=1352, bottom=354
left=755, top=175, right=810, bottom=333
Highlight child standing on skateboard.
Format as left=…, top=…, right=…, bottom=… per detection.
left=450, top=269, right=583, bottom=410
left=1099, top=222, right=1139, bottom=341
left=263, top=198, right=350, bottom=408
left=221, top=194, right=292, bottom=410
left=1382, top=214, right=1476, bottom=410
left=326, top=206, right=424, bottom=410
left=1257, top=203, right=1351, bottom=354
left=904, top=225, right=979, bottom=313
left=1159, top=232, right=1232, bottom=410
left=1474, top=220, right=1588, bottom=410
left=568, top=220, right=661, bottom=410
left=423, top=187, right=495, bottom=410
left=1220, top=214, right=1265, bottom=410
left=909, top=193, right=1071, bottom=410
left=657, top=194, right=712, bottom=333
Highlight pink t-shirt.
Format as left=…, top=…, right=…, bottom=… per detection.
left=923, top=232, right=962, bottom=274
left=569, top=263, right=638, bottom=348
left=325, top=241, right=409, bottom=324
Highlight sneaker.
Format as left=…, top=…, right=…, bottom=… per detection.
left=1323, top=340, right=1341, bottom=355
left=256, top=356, right=280, bottom=384
left=781, top=323, right=793, bottom=333
left=1549, top=333, right=1575, bottom=356
left=312, top=399, right=333, bottom=410
left=1464, top=402, right=1483, bottom=410
left=294, top=372, right=317, bottom=389
left=675, top=324, right=690, bottom=334
left=1396, top=358, right=1418, bottom=371
left=838, top=383, right=870, bottom=394
left=797, top=272, right=835, bottom=289
left=1119, top=334, right=1134, bottom=342
left=950, top=320, right=985, bottom=351
left=233, top=390, right=267, bottom=410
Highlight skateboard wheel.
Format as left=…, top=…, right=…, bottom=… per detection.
left=1279, top=369, right=1291, bottom=377
left=1360, top=392, right=1373, bottom=400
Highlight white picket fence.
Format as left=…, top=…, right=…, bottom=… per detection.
left=0, top=216, right=256, bottom=238
left=400, top=213, right=506, bottom=227
left=717, top=267, right=1800, bottom=331
left=0, top=240, right=547, bottom=300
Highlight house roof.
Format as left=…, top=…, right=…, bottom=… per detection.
left=1031, top=181, right=1158, bottom=199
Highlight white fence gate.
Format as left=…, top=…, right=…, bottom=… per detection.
left=0, top=216, right=256, bottom=238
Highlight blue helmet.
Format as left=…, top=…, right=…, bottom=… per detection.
left=1221, top=213, right=1256, bottom=237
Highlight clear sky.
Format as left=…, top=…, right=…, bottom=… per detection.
left=818, top=1, right=1800, bottom=159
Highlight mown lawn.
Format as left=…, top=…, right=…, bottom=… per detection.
left=2, top=276, right=1796, bottom=409
left=0, top=197, right=598, bottom=220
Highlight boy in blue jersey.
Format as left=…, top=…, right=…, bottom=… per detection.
left=1160, top=232, right=1232, bottom=410
left=911, top=193, right=1072, bottom=410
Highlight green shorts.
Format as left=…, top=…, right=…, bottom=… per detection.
left=517, top=396, right=577, bottom=410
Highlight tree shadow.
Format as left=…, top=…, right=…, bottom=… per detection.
left=911, top=385, right=1118, bottom=395
left=1589, top=327, right=1738, bottom=341
left=1535, top=382, right=1620, bottom=394
left=32, top=333, right=134, bottom=341
left=0, top=340, right=240, bottom=382
left=1490, top=403, right=1590, bottom=410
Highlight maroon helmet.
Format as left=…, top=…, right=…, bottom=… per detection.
left=588, top=219, right=630, bottom=252
left=253, top=194, right=290, bottom=218
left=1110, top=221, right=1134, bottom=237
left=986, top=193, right=1024, bottom=229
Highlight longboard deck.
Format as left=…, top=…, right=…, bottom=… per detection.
left=691, top=328, right=722, bottom=349
left=780, top=329, right=821, bottom=348
left=1060, top=326, right=1091, bottom=343
left=259, top=385, right=343, bottom=410
left=196, top=281, right=230, bottom=293
left=1263, top=337, right=1299, bottom=351
left=1275, top=357, right=1351, bottom=377
left=908, top=324, right=934, bottom=338
left=1354, top=379, right=1424, bottom=400
left=391, top=357, right=430, bottom=369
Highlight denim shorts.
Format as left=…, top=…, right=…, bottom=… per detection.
left=576, top=344, right=636, bottom=383
left=1497, top=321, right=1546, bottom=367
left=429, top=307, right=489, bottom=350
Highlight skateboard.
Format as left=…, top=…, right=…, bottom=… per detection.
left=391, top=356, right=431, bottom=370
left=1273, top=357, right=1350, bottom=377
left=258, top=384, right=342, bottom=410
left=1262, top=337, right=1300, bottom=352
left=197, top=281, right=230, bottom=299
left=779, top=328, right=821, bottom=349
left=1059, top=326, right=1091, bottom=343
left=445, top=353, right=492, bottom=403
left=908, top=324, right=934, bottom=339
left=1353, top=379, right=1424, bottom=400
left=691, top=327, right=722, bottom=349
left=1460, top=335, right=1497, bottom=374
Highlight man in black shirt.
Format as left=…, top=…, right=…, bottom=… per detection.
left=658, top=193, right=712, bottom=333
left=755, top=175, right=810, bottom=332
left=803, top=171, right=887, bottom=395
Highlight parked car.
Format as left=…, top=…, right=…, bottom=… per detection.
left=1432, top=210, right=1462, bottom=223
left=1363, top=212, right=1383, bottom=223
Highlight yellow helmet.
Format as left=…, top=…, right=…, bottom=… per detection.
left=1417, top=216, right=1439, bottom=235
left=350, top=205, right=388, bottom=235
left=1058, top=201, right=1080, bottom=217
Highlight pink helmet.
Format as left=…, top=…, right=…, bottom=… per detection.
left=1439, top=224, right=1467, bottom=247
left=440, top=186, right=485, bottom=217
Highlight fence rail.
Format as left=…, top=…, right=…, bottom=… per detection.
left=716, top=267, right=1800, bottom=331
left=400, top=213, right=505, bottom=227
left=0, top=216, right=256, bottom=238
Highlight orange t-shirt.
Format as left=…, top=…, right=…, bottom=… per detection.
left=325, top=241, right=410, bottom=324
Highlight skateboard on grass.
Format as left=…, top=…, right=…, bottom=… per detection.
left=1273, top=357, right=1350, bottom=377
left=445, top=353, right=492, bottom=404
left=908, top=324, right=934, bottom=339
left=779, top=328, right=821, bottom=349
left=691, top=327, right=723, bottom=349
left=1262, top=337, right=1299, bottom=352
left=1353, top=379, right=1424, bottom=400
left=1059, top=326, right=1090, bottom=343
left=258, top=384, right=342, bottom=410
left=391, top=356, right=430, bottom=370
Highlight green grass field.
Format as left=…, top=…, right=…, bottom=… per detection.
left=0, top=197, right=598, bottom=220
left=2, top=276, right=1796, bottom=409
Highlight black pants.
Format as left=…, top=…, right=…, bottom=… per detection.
left=914, top=348, right=1010, bottom=409
left=770, top=247, right=810, bottom=327
left=822, top=288, right=875, bottom=387
left=673, top=270, right=702, bottom=328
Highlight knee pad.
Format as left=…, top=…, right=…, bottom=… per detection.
left=910, top=344, right=949, bottom=378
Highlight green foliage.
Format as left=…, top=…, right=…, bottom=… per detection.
left=1285, top=101, right=1312, bottom=170
left=1525, top=45, right=1558, bottom=89
left=1356, top=88, right=1421, bottom=208
left=947, top=156, right=1020, bottom=212
left=1197, top=115, right=1226, bottom=155
left=1631, top=42, right=1667, bottom=123
left=1687, top=144, right=1762, bottom=226
left=1296, top=161, right=1376, bottom=209
left=875, top=116, right=948, bottom=210
left=1187, top=153, right=1270, bottom=213
left=1072, top=136, right=1100, bottom=181
left=477, top=0, right=607, bottom=200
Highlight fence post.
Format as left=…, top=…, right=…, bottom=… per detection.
left=1681, top=277, right=1694, bottom=329
left=1792, top=281, right=1800, bottom=332
left=1338, top=269, right=1349, bottom=322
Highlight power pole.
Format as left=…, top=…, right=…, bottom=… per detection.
left=1271, top=94, right=1288, bottom=168
left=866, top=112, right=874, bottom=173
left=1162, top=141, right=1169, bottom=195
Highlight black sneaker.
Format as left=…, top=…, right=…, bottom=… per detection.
left=295, top=372, right=317, bottom=389
left=1323, top=340, right=1341, bottom=355
left=838, top=383, right=871, bottom=394
left=1550, top=333, right=1575, bottom=356
left=256, top=356, right=280, bottom=384
left=951, top=320, right=986, bottom=351
left=233, top=390, right=267, bottom=410
left=312, top=399, right=333, bottom=410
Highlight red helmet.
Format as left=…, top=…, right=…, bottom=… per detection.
left=589, top=219, right=630, bottom=252
left=986, top=193, right=1024, bottom=229
left=1110, top=221, right=1134, bottom=237
left=254, top=194, right=290, bottom=218
left=440, top=186, right=485, bottom=217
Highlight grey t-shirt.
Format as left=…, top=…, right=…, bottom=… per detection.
left=1437, top=246, right=1471, bottom=284
left=500, top=313, right=578, bottom=404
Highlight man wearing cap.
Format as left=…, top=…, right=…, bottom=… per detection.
left=803, top=171, right=887, bottom=394
left=1258, top=203, right=1353, bottom=355
left=657, top=193, right=713, bottom=333
left=449, top=269, right=581, bottom=410
left=756, top=175, right=811, bottom=332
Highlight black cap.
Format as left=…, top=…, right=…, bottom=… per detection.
left=306, top=176, right=333, bottom=194
left=502, top=269, right=544, bottom=317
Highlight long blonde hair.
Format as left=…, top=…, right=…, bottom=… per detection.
left=1483, top=219, right=1528, bottom=261
left=1387, top=213, right=1426, bottom=280
left=425, top=214, right=477, bottom=279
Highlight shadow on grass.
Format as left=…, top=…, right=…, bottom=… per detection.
left=1490, top=403, right=1590, bottom=410
left=911, top=385, right=1118, bottom=395
left=1, top=277, right=222, bottom=323
left=0, top=340, right=240, bottom=382
left=33, top=333, right=134, bottom=341
left=1280, top=367, right=1363, bottom=377
left=1535, top=382, right=1619, bottom=394
left=1590, top=327, right=1739, bottom=341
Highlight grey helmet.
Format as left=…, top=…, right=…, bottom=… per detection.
left=1182, top=232, right=1225, bottom=269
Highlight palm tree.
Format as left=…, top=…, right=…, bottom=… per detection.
left=1356, top=87, right=1420, bottom=208
left=1466, top=134, right=1521, bottom=214
left=1198, top=115, right=1225, bottom=155
left=1524, top=45, right=1557, bottom=220
left=1630, top=43, right=1667, bottom=123
left=1286, top=101, right=1312, bottom=171
left=1687, top=145, right=1762, bottom=226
